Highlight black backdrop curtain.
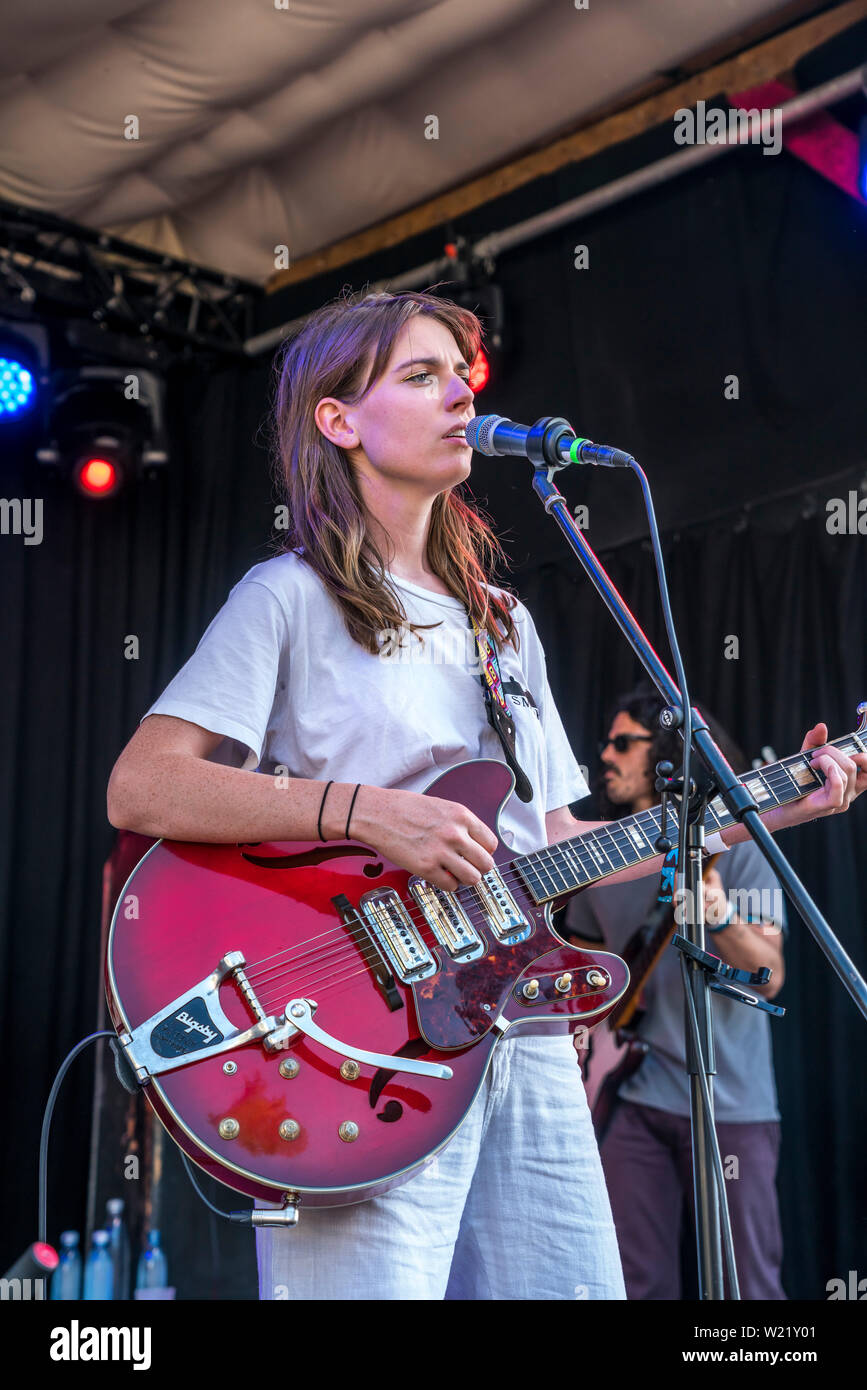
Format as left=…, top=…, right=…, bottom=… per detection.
left=2, top=122, right=866, bottom=1296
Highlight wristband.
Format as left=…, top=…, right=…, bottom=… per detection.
left=317, top=780, right=334, bottom=842
left=345, top=784, right=361, bottom=840
left=704, top=831, right=730, bottom=856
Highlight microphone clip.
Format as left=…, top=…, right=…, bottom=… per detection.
left=526, top=416, right=576, bottom=471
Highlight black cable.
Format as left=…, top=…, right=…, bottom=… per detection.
left=39, top=1025, right=256, bottom=1256
left=177, top=1150, right=255, bottom=1228
left=179, top=1151, right=254, bottom=1225
left=629, top=458, right=741, bottom=1300
left=39, top=1030, right=114, bottom=1245
left=630, top=461, right=692, bottom=886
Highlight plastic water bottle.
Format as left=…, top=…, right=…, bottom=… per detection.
left=50, top=1231, right=82, bottom=1300
left=83, top=1230, right=114, bottom=1300
left=135, top=1229, right=168, bottom=1292
left=105, top=1197, right=130, bottom=1300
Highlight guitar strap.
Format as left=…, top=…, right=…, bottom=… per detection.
left=469, top=617, right=534, bottom=803
left=656, top=845, right=679, bottom=905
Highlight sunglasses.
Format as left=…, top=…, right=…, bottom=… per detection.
left=598, top=733, right=654, bottom=755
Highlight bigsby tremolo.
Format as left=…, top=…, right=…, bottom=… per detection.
left=118, top=952, right=280, bottom=1083
left=271, top=998, right=452, bottom=1080
left=118, top=952, right=452, bottom=1083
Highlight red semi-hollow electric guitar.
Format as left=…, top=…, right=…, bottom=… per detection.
left=105, top=708, right=866, bottom=1218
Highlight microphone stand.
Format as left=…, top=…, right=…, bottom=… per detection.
left=519, top=419, right=867, bottom=1299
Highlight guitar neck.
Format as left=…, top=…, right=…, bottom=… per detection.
left=514, top=725, right=867, bottom=905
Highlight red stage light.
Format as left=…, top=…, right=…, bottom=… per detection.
left=469, top=349, right=490, bottom=393
left=76, top=456, right=120, bottom=497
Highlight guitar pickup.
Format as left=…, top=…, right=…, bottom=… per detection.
left=359, top=887, right=438, bottom=983
left=409, top=877, right=485, bottom=961
left=473, top=869, right=532, bottom=945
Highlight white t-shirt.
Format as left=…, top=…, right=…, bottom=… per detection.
left=144, top=550, right=589, bottom=855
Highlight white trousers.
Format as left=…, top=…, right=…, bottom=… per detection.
left=256, top=1033, right=626, bottom=1300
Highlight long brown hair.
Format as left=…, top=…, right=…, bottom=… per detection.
left=271, top=288, right=518, bottom=654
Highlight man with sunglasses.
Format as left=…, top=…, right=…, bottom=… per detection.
left=565, top=682, right=786, bottom=1300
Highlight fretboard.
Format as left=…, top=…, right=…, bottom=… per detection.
left=514, top=729, right=866, bottom=905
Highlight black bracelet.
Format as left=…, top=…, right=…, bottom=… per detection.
left=345, top=783, right=361, bottom=840
left=317, top=781, right=334, bottom=842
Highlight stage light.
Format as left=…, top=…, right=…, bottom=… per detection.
left=0, top=355, right=36, bottom=417
left=469, top=348, right=491, bottom=393
left=0, top=323, right=49, bottom=433
left=75, top=455, right=122, bottom=498
left=445, top=277, right=506, bottom=390
left=37, top=365, right=168, bottom=499
left=859, top=115, right=867, bottom=201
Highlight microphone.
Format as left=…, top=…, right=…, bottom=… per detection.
left=465, top=414, right=634, bottom=470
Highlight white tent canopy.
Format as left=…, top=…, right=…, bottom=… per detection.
left=1, top=0, right=810, bottom=284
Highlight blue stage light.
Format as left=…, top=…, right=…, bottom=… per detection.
left=0, top=356, right=36, bottom=417
left=860, top=115, right=867, bottom=203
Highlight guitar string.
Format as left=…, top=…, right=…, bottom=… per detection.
left=247, top=839, right=633, bottom=1005
left=258, top=954, right=409, bottom=1015
left=256, top=932, right=551, bottom=1017
left=242, top=838, right=608, bottom=985
left=251, top=900, right=547, bottom=1012
left=239, top=756, right=817, bottom=990
left=243, top=757, right=820, bottom=1010
left=246, top=754, right=839, bottom=1014
left=255, top=913, right=629, bottom=1018
left=248, top=826, right=734, bottom=1013
left=244, top=783, right=711, bottom=985
left=240, top=755, right=822, bottom=998
left=259, top=959, right=381, bottom=1016
left=243, top=834, right=627, bottom=996
left=260, top=958, right=423, bottom=1028
left=242, top=746, right=849, bottom=1015
left=253, top=931, right=417, bottom=1009
left=245, top=756, right=819, bottom=999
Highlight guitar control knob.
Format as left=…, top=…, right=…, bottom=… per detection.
left=279, top=1119, right=301, bottom=1142
left=554, top=973, right=573, bottom=994
left=218, top=1118, right=240, bottom=1140
left=586, top=969, right=608, bottom=988
left=338, top=1121, right=360, bottom=1143
left=522, top=979, right=540, bottom=1000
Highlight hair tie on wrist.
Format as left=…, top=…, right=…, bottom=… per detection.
left=345, top=784, right=361, bottom=840
left=318, top=781, right=334, bottom=842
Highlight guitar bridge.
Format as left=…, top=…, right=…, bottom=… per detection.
left=118, top=951, right=285, bottom=1083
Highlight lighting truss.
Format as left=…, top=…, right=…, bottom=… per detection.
left=0, top=199, right=261, bottom=360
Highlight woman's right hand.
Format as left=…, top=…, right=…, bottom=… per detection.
left=351, top=786, right=499, bottom=892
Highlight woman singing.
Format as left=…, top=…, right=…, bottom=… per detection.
left=107, top=289, right=865, bottom=1300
